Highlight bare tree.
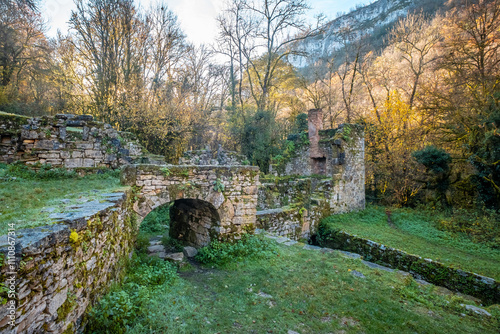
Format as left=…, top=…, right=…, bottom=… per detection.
left=143, top=3, right=186, bottom=100
left=334, top=20, right=365, bottom=123
left=389, top=12, right=441, bottom=112
left=217, top=0, right=310, bottom=112
left=69, top=0, right=139, bottom=123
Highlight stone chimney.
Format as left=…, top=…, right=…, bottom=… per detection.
left=308, top=108, right=324, bottom=158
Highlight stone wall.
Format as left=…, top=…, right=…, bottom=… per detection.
left=0, top=112, right=162, bottom=169
left=257, top=121, right=366, bottom=241
left=256, top=177, right=342, bottom=240
left=179, top=148, right=247, bottom=166
left=0, top=190, right=137, bottom=333
left=317, top=229, right=500, bottom=304
left=121, top=164, right=260, bottom=245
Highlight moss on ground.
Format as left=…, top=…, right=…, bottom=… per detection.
left=0, top=170, right=126, bottom=234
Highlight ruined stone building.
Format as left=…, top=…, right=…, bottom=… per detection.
left=0, top=109, right=364, bottom=245
left=257, top=108, right=365, bottom=239
left=174, top=108, right=366, bottom=241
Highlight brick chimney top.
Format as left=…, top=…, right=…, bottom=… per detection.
left=308, top=108, right=323, bottom=158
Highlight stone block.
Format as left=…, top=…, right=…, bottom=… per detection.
left=147, top=245, right=165, bottom=254
left=46, top=287, right=68, bottom=316
left=183, top=246, right=198, bottom=258
left=82, top=158, right=95, bottom=167
left=165, top=252, right=184, bottom=262
left=85, top=150, right=103, bottom=158
left=75, top=142, right=94, bottom=150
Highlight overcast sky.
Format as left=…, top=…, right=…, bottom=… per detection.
left=42, top=0, right=371, bottom=45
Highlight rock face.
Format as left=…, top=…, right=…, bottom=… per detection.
left=0, top=191, right=138, bottom=333
left=0, top=112, right=163, bottom=169
left=290, top=0, right=448, bottom=70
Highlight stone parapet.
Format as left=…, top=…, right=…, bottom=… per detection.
left=0, top=190, right=137, bottom=333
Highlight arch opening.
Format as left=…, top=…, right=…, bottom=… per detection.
left=169, top=199, right=221, bottom=248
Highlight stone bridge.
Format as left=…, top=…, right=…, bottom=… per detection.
left=121, top=164, right=259, bottom=247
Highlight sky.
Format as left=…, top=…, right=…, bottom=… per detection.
left=42, top=0, right=371, bottom=45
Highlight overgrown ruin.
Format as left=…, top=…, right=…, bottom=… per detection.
left=0, top=108, right=365, bottom=245
left=0, top=109, right=366, bottom=332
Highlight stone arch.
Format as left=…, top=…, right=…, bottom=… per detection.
left=169, top=199, right=221, bottom=248
left=122, top=164, right=260, bottom=242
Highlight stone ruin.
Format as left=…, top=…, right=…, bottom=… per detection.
left=179, top=145, right=248, bottom=166
left=0, top=108, right=365, bottom=244
left=0, top=112, right=164, bottom=169
left=0, top=108, right=365, bottom=333
left=141, top=108, right=366, bottom=242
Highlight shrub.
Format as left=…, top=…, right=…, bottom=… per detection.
left=134, top=233, right=150, bottom=254
left=127, top=256, right=177, bottom=287
left=412, top=146, right=451, bottom=174
left=196, top=234, right=277, bottom=265
left=412, top=146, right=452, bottom=207
left=438, top=208, right=500, bottom=248
left=86, top=283, right=150, bottom=334
left=85, top=255, right=177, bottom=333
left=5, top=162, right=77, bottom=180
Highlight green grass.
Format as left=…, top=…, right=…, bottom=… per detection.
left=320, top=205, right=500, bottom=280
left=95, top=239, right=499, bottom=333
left=0, top=169, right=125, bottom=234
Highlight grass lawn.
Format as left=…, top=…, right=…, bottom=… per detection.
left=320, top=205, right=500, bottom=280
left=0, top=171, right=125, bottom=235
left=106, top=240, right=499, bottom=333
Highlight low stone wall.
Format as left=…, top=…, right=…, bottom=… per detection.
left=0, top=112, right=161, bottom=169
left=256, top=207, right=307, bottom=238
left=0, top=190, right=137, bottom=333
left=317, top=229, right=500, bottom=304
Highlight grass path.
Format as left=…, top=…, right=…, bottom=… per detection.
left=126, top=243, right=499, bottom=333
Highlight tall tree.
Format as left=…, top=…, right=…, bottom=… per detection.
left=69, top=0, right=139, bottom=124
left=436, top=0, right=500, bottom=208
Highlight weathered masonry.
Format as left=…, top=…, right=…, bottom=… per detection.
left=121, top=164, right=259, bottom=247
left=257, top=108, right=365, bottom=240
left=0, top=191, right=137, bottom=334
left=0, top=112, right=163, bottom=169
